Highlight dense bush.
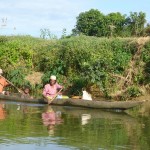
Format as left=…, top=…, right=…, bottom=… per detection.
left=35, top=36, right=136, bottom=96
left=0, top=35, right=149, bottom=99
left=142, top=41, right=150, bottom=84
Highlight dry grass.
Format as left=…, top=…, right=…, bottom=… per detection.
left=25, top=71, right=43, bottom=85
left=109, top=37, right=150, bottom=99
left=136, top=36, right=150, bottom=45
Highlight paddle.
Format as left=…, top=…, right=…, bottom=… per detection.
left=47, top=88, right=63, bottom=105
left=0, top=75, right=23, bottom=94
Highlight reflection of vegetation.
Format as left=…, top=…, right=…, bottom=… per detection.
left=0, top=103, right=149, bottom=149
left=52, top=107, right=149, bottom=149
left=0, top=104, right=47, bottom=139
left=141, top=116, right=150, bottom=148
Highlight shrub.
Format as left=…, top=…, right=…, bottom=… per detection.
left=127, top=86, right=142, bottom=97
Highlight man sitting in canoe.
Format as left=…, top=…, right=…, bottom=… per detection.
left=42, top=75, right=63, bottom=104
left=0, top=69, right=9, bottom=95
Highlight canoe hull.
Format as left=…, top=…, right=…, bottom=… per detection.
left=0, top=94, right=144, bottom=110
left=51, top=98, right=144, bottom=110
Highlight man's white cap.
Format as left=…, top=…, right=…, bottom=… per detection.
left=0, top=69, right=3, bottom=74
left=50, top=75, right=56, bottom=80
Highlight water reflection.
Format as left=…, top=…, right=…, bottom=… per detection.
left=81, top=114, right=91, bottom=125
left=0, top=103, right=6, bottom=120
left=0, top=101, right=149, bottom=150
left=51, top=106, right=147, bottom=149
left=42, top=106, right=63, bottom=136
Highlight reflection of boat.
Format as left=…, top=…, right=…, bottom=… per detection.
left=0, top=94, right=144, bottom=110
left=50, top=106, right=141, bottom=150
left=51, top=106, right=137, bottom=122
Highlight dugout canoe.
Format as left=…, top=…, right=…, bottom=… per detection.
left=0, top=94, right=145, bottom=110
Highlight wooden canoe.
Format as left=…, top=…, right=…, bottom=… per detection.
left=0, top=94, right=144, bottom=110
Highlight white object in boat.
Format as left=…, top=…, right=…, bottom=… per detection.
left=82, top=90, right=92, bottom=100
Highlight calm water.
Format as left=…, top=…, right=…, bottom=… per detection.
left=0, top=100, right=150, bottom=150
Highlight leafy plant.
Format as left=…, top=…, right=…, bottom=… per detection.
left=6, top=68, right=30, bottom=88
left=73, top=9, right=146, bottom=37
left=0, top=35, right=149, bottom=99
left=127, top=86, right=142, bottom=97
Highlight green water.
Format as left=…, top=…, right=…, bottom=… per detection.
left=0, top=101, right=149, bottom=150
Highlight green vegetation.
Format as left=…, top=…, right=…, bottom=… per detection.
left=1, top=9, right=150, bottom=99
left=73, top=9, right=149, bottom=37
left=0, top=35, right=149, bottom=99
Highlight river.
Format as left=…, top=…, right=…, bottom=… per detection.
left=0, top=101, right=149, bottom=150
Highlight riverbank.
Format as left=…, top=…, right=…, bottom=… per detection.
left=0, top=35, right=149, bottom=100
